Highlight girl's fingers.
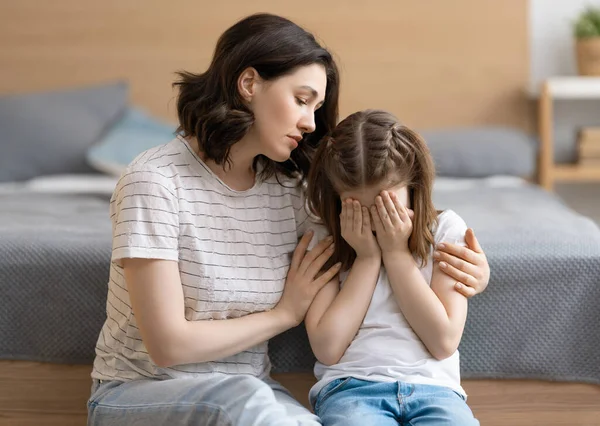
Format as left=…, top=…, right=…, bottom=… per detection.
left=346, top=200, right=354, bottom=234
left=389, top=192, right=410, bottom=223
left=370, top=205, right=384, bottom=235
left=375, top=196, right=393, bottom=231
left=342, top=199, right=352, bottom=234
left=353, top=200, right=362, bottom=233
left=339, top=200, right=346, bottom=234
left=362, top=206, right=371, bottom=234
left=381, top=192, right=400, bottom=225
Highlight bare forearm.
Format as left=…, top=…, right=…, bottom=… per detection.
left=154, top=308, right=295, bottom=367
left=383, top=252, right=458, bottom=359
left=310, top=256, right=380, bottom=365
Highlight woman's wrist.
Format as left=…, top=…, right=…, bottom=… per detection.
left=269, top=305, right=302, bottom=330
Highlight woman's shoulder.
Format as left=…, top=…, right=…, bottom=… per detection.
left=128, top=137, right=188, bottom=172
left=112, top=142, right=183, bottom=201
left=117, top=137, right=194, bottom=189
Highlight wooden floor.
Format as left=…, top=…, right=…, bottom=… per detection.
left=1, top=361, right=599, bottom=425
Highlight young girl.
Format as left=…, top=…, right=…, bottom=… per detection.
left=306, top=109, right=480, bottom=425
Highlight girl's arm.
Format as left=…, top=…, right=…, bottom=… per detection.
left=305, top=199, right=381, bottom=366
left=382, top=252, right=467, bottom=360
left=305, top=256, right=381, bottom=366
left=372, top=191, right=467, bottom=360
left=124, top=231, right=340, bottom=368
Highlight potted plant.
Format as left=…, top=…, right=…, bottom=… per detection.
left=574, top=6, right=600, bottom=76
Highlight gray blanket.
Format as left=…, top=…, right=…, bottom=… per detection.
left=0, top=193, right=112, bottom=363
left=1, top=183, right=599, bottom=385
left=436, top=184, right=600, bottom=384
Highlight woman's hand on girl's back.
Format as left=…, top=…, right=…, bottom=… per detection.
left=274, top=231, right=342, bottom=327
left=340, top=199, right=380, bottom=259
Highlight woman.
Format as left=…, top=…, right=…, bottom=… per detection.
left=87, top=13, right=490, bottom=426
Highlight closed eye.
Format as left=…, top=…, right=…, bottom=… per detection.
left=295, top=97, right=308, bottom=106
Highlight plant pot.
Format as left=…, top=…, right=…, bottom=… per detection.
left=576, top=37, right=600, bottom=76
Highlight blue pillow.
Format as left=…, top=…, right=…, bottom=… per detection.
left=87, top=108, right=177, bottom=175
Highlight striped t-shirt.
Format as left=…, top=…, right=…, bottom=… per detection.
left=91, top=136, right=313, bottom=382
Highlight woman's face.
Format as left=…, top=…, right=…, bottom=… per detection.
left=247, top=63, right=327, bottom=162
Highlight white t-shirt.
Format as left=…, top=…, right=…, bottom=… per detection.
left=310, top=210, right=469, bottom=403
left=92, top=136, right=314, bottom=382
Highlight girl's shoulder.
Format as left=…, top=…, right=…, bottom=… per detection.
left=434, top=210, right=468, bottom=246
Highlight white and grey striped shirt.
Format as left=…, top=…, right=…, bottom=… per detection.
left=91, top=136, right=314, bottom=382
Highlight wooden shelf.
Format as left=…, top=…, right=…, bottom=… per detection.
left=538, top=78, right=600, bottom=190
left=553, top=164, right=600, bottom=181
left=531, top=76, right=600, bottom=99
left=547, top=76, right=600, bottom=99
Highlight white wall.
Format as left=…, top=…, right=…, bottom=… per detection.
left=529, top=0, right=600, bottom=90
left=530, top=0, right=600, bottom=162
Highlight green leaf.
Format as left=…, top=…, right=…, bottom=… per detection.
left=574, top=6, right=600, bottom=38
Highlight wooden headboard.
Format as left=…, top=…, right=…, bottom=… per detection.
left=0, top=0, right=532, bottom=131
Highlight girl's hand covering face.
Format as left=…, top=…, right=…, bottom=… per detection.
left=340, top=199, right=380, bottom=259
left=370, top=191, right=413, bottom=256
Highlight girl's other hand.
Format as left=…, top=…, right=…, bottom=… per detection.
left=340, top=199, right=380, bottom=259
left=371, top=191, right=412, bottom=256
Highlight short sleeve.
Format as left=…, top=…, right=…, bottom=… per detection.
left=109, top=166, right=180, bottom=264
left=434, top=210, right=468, bottom=247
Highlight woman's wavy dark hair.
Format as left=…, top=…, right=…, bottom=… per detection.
left=173, top=13, right=340, bottom=182
left=307, top=110, right=438, bottom=271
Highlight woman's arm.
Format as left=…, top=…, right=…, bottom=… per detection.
left=124, top=231, right=340, bottom=368
left=382, top=252, right=467, bottom=360
left=434, top=228, right=490, bottom=297
left=305, top=199, right=382, bottom=366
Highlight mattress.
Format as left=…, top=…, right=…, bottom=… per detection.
left=1, top=176, right=599, bottom=386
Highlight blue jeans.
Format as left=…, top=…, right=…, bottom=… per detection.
left=87, top=374, right=321, bottom=426
left=314, top=378, right=479, bottom=426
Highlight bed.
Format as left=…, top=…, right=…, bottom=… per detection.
left=2, top=175, right=599, bottom=388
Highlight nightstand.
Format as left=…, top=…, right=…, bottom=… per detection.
left=538, top=76, right=600, bottom=190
